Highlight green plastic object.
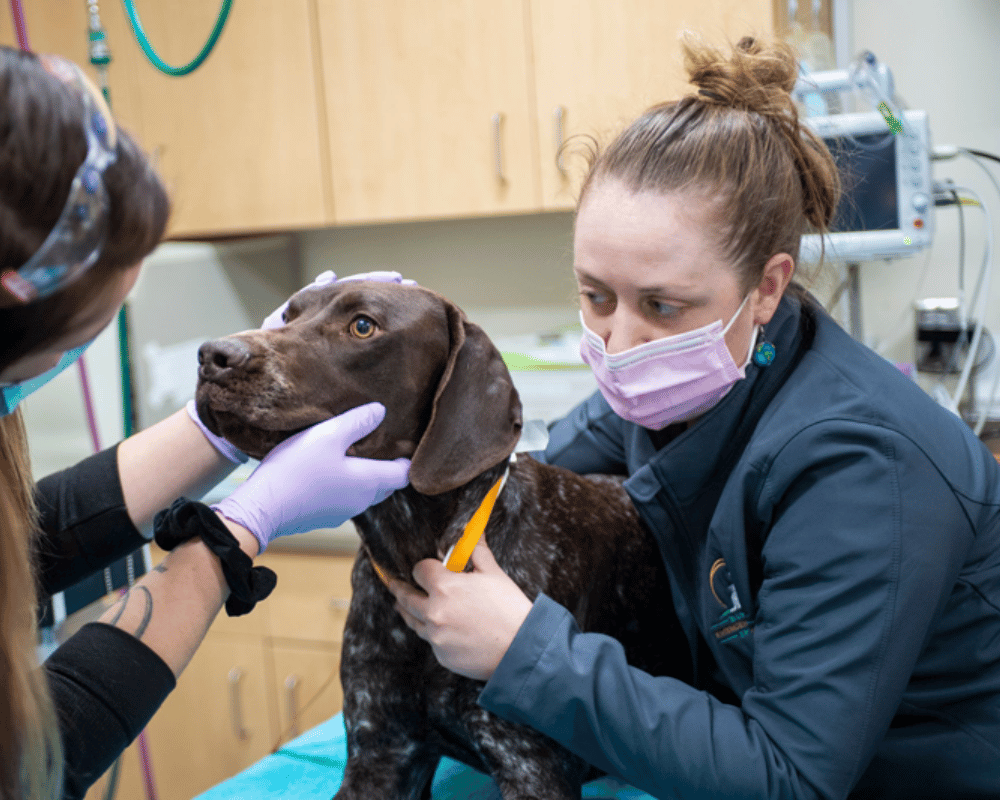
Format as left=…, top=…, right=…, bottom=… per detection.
left=116, top=303, right=136, bottom=437
left=121, top=0, right=233, bottom=77
left=501, top=350, right=590, bottom=372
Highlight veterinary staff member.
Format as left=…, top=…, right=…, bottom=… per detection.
left=390, top=36, right=1000, bottom=799
left=0, top=47, right=409, bottom=800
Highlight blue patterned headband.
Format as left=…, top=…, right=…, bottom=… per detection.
left=0, top=55, right=118, bottom=306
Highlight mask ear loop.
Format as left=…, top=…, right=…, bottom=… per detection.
left=721, top=293, right=752, bottom=336
left=727, top=294, right=776, bottom=368
left=725, top=295, right=770, bottom=372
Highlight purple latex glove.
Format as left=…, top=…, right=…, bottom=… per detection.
left=186, top=399, right=248, bottom=464
left=212, top=402, right=410, bottom=552
left=262, top=270, right=417, bottom=330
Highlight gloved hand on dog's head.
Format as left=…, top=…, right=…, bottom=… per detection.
left=261, top=270, right=417, bottom=330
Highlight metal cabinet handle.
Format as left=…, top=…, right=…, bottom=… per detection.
left=228, top=667, right=250, bottom=741
left=554, top=105, right=567, bottom=174
left=492, top=112, right=506, bottom=184
left=285, top=674, right=301, bottom=738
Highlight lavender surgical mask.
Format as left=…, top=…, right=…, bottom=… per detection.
left=579, top=296, right=756, bottom=430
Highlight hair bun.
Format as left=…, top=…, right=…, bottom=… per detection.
left=683, top=33, right=799, bottom=118
left=679, top=33, right=840, bottom=233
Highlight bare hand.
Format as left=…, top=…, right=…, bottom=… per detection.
left=388, top=542, right=533, bottom=682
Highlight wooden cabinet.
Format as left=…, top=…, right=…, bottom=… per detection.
left=5, top=2, right=789, bottom=234
left=264, top=550, right=353, bottom=748
left=146, top=633, right=274, bottom=800
left=269, top=643, right=344, bottom=745
left=0, top=5, right=90, bottom=66
left=529, top=0, right=777, bottom=209
left=83, top=623, right=274, bottom=800
left=263, top=551, right=354, bottom=643
left=83, top=549, right=358, bottom=800
left=2, top=0, right=331, bottom=238
left=104, top=0, right=332, bottom=237
left=315, top=0, right=541, bottom=223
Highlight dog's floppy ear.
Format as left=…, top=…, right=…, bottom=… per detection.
left=408, top=301, right=522, bottom=495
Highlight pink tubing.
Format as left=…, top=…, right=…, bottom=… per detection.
left=76, top=358, right=103, bottom=451
left=136, top=730, right=159, bottom=800
left=8, top=0, right=31, bottom=52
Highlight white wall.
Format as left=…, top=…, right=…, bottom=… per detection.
left=298, top=211, right=580, bottom=341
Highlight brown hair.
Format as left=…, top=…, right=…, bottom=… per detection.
left=0, top=411, right=56, bottom=800
left=577, top=34, right=841, bottom=298
left=0, top=45, right=170, bottom=799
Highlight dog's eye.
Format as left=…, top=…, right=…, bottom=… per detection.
left=350, top=316, right=376, bottom=339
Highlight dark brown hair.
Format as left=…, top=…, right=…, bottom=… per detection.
left=578, top=34, right=841, bottom=297
left=0, top=45, right=169, bottom=799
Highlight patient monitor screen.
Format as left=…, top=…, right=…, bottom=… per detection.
left=823, top=133, right=899, bottom=234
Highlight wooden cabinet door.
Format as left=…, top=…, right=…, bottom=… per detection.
left=103, top=0, right=331, bottom=237
left=137, top=632, right=272, bottom=800
left=0, top=3, right=145, bottom=147
left=530, top=0, right=776, bottom=209
left=1, top=1, right=330, bottom=237
left=268, top=643, right=344, bottom=749
left=259, top=552, right=353, bottom=748
left=0, top=6, right=91, bottom=65
left=315, top=0, right=541, bottom=224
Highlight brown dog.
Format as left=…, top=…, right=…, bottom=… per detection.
left=195, top=281, right=684, bottom=800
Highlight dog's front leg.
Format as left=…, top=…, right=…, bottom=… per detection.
left=335, top=637, right=440, bottom=800
left=463, top=705, right=587, bottom=800
left=335, top=559, right=439, bottom=800
left=334, top=736, right=438, bottom=800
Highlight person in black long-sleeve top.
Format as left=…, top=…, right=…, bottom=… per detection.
left=37, top=447, right=178, bottom=798
left=0, top=47, right=410, bottom=800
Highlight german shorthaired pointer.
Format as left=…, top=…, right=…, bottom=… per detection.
left=195, top=280, right=681, bottom=800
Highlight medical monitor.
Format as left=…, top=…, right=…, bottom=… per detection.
left=799, top=110, right=934, bottom=263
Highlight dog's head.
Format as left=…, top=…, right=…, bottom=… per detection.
left=194, top=281, right=522, bottom=495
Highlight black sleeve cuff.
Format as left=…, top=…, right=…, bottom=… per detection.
left=34, top=444, right=149, bottom=599
left=46, top=622, right=176, bottom=800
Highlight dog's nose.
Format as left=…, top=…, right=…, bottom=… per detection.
left=198, top=338, right=251, bottom=382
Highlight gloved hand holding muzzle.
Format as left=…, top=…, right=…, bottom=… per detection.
left=212, top=402, right=410, bottom=553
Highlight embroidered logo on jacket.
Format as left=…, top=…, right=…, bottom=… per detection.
left=709, top=558, right=752, bottom=644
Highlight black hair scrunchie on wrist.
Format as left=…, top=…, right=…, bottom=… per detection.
left=153, top=498, right=277, bottom=617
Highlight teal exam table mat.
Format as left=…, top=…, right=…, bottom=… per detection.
left=194, top=713, right=655, bottom=800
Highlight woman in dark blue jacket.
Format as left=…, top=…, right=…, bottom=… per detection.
left=390, top=36, right=1000, bottom=799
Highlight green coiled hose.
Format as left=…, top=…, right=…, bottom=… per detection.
left=121, top=0, right=233, bottom=77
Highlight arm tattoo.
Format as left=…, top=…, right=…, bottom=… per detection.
left=107, top=594, right=128, bottom=626
left=153, top=563, right=167, bottom=574
left=106, top=585, right=155, bottom=639
left=132, top=586, right=154, bottom=639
